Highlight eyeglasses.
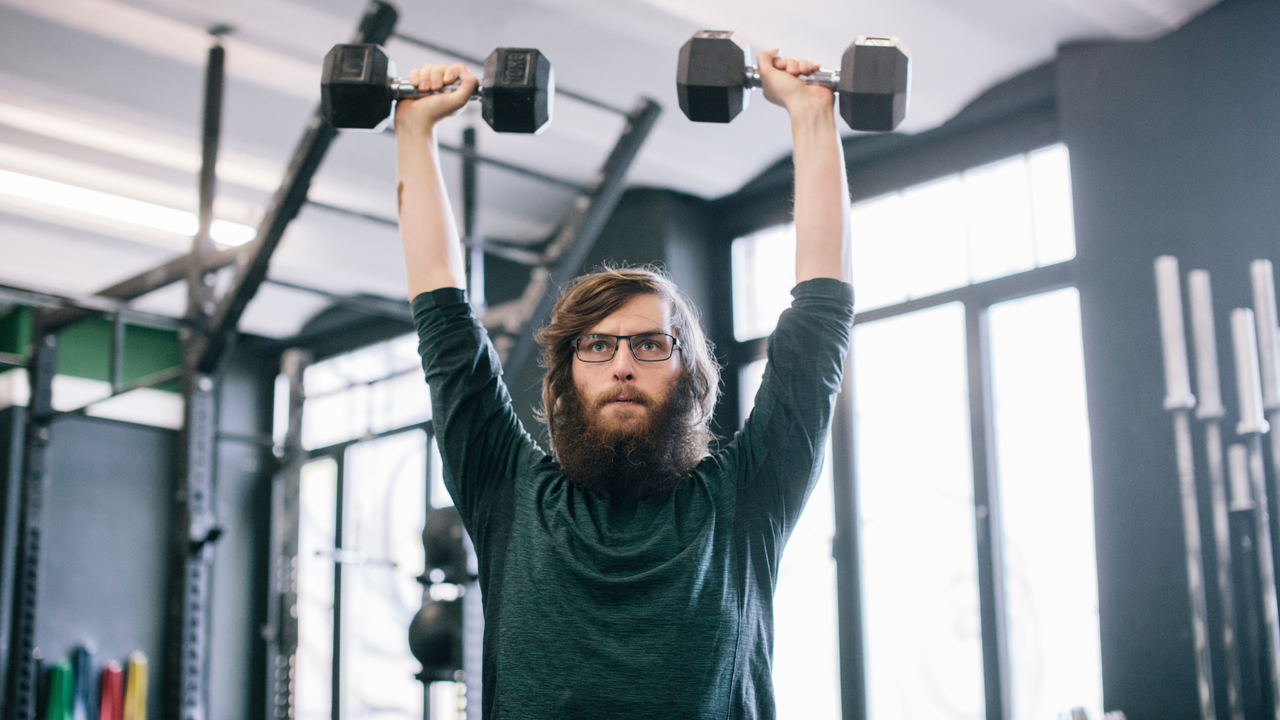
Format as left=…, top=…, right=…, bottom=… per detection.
left=571, top=333, right=679, bottom=363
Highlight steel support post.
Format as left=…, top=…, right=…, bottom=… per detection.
left=493, top=97, right=661, bottom=373
left=163, top=39, right=226, bottom=720
left=830, top=351, right=867, bottom=720
left=965, top=301, right=1012, bottom=720
left=331, top=453, right=347, bottom=720
left=167, top=372, right=219, bottom=720
left=265, top=349, right=310, bottom=719
left=1, top=330, right=56, bottom=720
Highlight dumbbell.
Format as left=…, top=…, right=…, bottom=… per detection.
left=676, top=31, right=909, bottom=132
left=321, top=43, right=554, bottom=134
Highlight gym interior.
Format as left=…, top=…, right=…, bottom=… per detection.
left=0, top=0, right=1277, bottom=718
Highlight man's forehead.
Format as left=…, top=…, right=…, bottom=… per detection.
left=586, top=294, right=672, bottom=333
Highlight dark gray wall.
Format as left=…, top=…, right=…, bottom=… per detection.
left=38, top=412, right=173, bottom=717
left=1059, top=0, right=1280, bottom=716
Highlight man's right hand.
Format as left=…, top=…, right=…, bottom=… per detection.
left=394, top=63, right=479, bottom=138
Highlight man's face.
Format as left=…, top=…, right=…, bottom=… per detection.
left=570, top=293, right=681, bottom=435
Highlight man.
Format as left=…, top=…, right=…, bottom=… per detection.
left=397, top=49, right=853, bottom=720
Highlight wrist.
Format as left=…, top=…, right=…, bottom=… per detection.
left=789, top=101, right=836, bottom=135
left=394, top=112, right=438, bottom=143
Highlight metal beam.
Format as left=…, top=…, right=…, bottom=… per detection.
left=0, top=283, right=184, bottom=332
left=55, top=366, right=183, bottom=418
left=196, top=1, right=399, bottom=373
left=299, top=203, right=547, bottom=267
left=36, top=249, right=233, bottom=333
left=2, top=329, right=57, bottom=720
left=497, top=97, right=662, bottom=375
left=437, top=138, right=587, bottom=192
left=264, top=278, right=412, bottom=322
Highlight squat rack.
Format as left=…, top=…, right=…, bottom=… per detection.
left=0, top=1, right=660, bottom=718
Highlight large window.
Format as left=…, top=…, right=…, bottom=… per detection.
left=731, top=144, right=1076, bottom=341
left=731, top=142, right=1099, bottom=719
left=854, top=303, right=985, bottom=718
left=988, top=289, right=1101, bottom=719
left=293, top=334, right=441, bottom=720
left=740, top=361, right=841, bottom=719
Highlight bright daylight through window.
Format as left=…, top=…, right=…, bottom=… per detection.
left=732, top=142, right=1099, bottom=719
left=732, top=143, right=1076, bottom=341
left=292, top=337, right=438, bottom=720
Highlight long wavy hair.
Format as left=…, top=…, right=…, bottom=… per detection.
left=534, top=266, right=721, bottom=454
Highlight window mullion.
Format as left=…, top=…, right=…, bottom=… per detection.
left=966, top=299, right=1013, bottom=720
left=331, top=451, right=346, bottom=720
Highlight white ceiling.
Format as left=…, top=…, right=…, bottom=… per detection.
left=0, top=0, right=1217, bottom=339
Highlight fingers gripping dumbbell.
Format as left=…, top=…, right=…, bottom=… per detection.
left=322, top=43, right=555, bottom=133
left=676, top=31, right=909, bottom=132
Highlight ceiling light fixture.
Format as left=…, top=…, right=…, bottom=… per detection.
left=0, top=169, right=256, bottom=247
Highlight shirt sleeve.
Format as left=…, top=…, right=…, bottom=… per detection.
left=412, top=288, right=545, bottom=534
left=720, top=277, right=854, bottom=540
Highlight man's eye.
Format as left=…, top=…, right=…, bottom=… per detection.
left=639, top=340, right=659, bottom=352
left=588, top=341, right=610, bottom=353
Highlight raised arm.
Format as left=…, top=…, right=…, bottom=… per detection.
left=394, top=63, right=479, bottom=298
left=757, top=50, right=851, bottom=284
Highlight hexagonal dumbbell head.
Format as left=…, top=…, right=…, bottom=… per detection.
left=321, top=43, right=394, bottom=130
left=482, top=48, right=555, bottom=134
left=838, top=37, right=910, bottom=132
left=677, top=31, right=751, bottom=123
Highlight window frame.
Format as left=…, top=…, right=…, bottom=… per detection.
left=719, top=88, right=1078, bottom=717
left=301, top=419, right=436, bottom=720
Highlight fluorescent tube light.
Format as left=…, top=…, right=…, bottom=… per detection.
left=0, top=169, right=256, bottom=247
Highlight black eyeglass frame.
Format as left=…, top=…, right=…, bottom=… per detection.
left=570, top=333, right=680, bottom=363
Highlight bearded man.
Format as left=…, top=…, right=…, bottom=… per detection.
left=398, top=50, right=853, bottom=720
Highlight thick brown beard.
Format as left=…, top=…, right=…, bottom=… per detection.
left=553, top=377, right=707, bottom=499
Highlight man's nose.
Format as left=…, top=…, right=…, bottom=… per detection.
left=610, top=340, right=636, bottom=380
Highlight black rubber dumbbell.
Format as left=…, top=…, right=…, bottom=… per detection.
left=322, top=43, right=555, bottom=133
left=676, top=31, right=909, bottom=132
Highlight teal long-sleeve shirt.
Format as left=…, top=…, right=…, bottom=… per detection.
left=411, top=278, right=854, bottom=719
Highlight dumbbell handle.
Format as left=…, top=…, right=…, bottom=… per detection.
left=390, top=79, right=482, bottom=103
left=744, top=67, right=840, bottom=90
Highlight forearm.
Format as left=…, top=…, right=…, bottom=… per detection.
left=396, top=124, right=467, bottom=298
left=791, top=107, right=850, bottom=284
